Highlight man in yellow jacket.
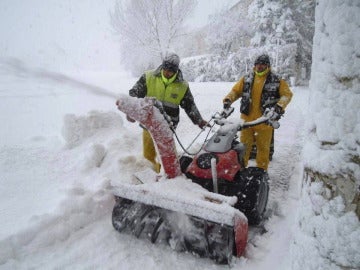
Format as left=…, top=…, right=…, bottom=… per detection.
left=223, top=54, right=293, bottom=171
left=127, top=53, right=209, bottom=173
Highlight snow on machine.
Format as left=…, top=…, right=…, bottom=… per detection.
left=111, top=95, right=280, bottom=264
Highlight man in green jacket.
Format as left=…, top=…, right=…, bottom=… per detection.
left=127, top=53, right=209, bottom=173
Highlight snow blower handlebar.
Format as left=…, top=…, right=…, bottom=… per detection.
left=212, top=106, right=280, bottom=130
left=242, top=108, right=281, bottom=130
left=212, top=107, right=235, bottom=122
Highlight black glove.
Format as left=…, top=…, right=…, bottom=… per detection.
left=273, top=104, right=284, bottom=120
left=126, top=115, right=136, bottom=123
left=223, top=99, right=231, bottom=109
left=198, top=119, right=211, bottom=129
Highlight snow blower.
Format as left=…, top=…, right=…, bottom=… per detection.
left=111, top=95, right=280, bottom=264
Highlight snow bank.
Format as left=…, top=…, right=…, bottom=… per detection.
left=294, top=1, right=360, bottom=269
left=59, top=109, right=148, bottom=184
left=62, top=111, right=123, bottom=148
left=305, top=0, right=360, bottom=180
left=291, top=181, right=360, bottom=270
left=82, top=143, right=107, bottom=170
left=0, top=181, right=114, bottom=267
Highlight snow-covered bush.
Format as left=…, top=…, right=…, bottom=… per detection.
left=181, top=45, right=297, bottom=82
left=181, top=54, right=246, bottom=82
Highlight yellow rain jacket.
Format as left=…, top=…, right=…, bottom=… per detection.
left=223, top=68, right=293, bottom=170
left=224, top=68, right=293, bottom=129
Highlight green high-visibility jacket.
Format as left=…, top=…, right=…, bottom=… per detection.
left=145, top=70, right=188, bottom=107
left=129, top=67, right=204, bottom=128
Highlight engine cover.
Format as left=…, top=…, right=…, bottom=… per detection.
left=185, top=149, right=242, bottom=182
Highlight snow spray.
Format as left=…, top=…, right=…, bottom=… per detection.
left=0, top=57, right=118, bottom=100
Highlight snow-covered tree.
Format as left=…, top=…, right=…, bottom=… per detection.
left=290, top=0, right=315, bottom=82
left=110, top=0, right=196, bottom=75
left=296, top=1, right=360, bottom=267
left=206, top=7, right=251, bottom=56
left=247, top=0, right=289, bottom=47
left=247, top=0, right=313, bottom=82
left=179, top=0, right=315, bottom=83
left=304, top=0, right=359, bottom=216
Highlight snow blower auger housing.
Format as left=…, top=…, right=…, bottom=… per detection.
left=112, top=95, right=279, bottom=264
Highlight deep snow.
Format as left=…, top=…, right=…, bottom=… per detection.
left=1, top=64, right=308, bottom=269
left=0, top=0, right=359, bottom=269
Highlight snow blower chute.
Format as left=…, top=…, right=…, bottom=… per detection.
left=112, top=95, right=279, bottom=264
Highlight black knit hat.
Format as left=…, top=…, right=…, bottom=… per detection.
left=254, top=54, right=271, bottom=66
left=162, top=53, right=180, bottom=73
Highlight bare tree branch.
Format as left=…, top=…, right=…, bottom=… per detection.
left=110, top=0, right=196, bottom=74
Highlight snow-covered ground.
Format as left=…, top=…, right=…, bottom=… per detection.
left=0, top=63, right=309, bottom=269
left=1, top=0, right=359, bottom=269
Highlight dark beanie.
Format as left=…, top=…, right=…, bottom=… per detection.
left=162, top=53, right=180, bottom=73
left=254, top=54, right=271, bottom=66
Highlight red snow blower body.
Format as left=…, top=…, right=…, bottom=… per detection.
left=112, top=95, right=278, bottom=264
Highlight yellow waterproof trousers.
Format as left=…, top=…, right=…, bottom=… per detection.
left=142, top=130, right=161, bottom=173
left=240, top=126, right=273, bottom=170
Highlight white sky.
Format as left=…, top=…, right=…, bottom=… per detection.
left=185, top=0, right=239, bottom=29
left=0, top=0, right=239, bottom=72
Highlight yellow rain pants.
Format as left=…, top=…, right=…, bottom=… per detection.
left=142, top=129, right=161, bottom=173
left=241, top=126, right=273, bottom=170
